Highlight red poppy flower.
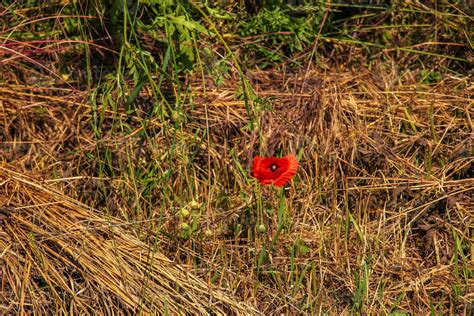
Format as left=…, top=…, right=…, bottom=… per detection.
left=252, top=154, right=298, bottom=186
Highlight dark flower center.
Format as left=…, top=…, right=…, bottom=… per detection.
left=270, top=164, right=278, bottom=171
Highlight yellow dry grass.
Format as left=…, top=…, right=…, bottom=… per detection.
left=0, top=166, right=259, bottom=315
left=0, top=65, right=472, bottom=314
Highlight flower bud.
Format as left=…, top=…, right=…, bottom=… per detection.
left=180, top=208, right=190, bottom=218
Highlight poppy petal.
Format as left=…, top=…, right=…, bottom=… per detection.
left=272, top=155, right=298, bottom=186
left=252, top=154, right=298, bottom=186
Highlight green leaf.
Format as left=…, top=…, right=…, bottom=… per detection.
left=168, top=15, right=208, bottom=35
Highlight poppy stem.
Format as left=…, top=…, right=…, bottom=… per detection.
left=271, top=187, right=287, bottom=247
left=256, top=184, right=264, bottom=227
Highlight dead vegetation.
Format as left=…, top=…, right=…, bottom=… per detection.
left=1, top=64, right=472, bottom=314
left=1, top=1, right=473, bottom=314
left=0, top=166, right=259, bottom=315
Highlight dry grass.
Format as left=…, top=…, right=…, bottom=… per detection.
left=1, top=62, right=472, bottom=314
left=0, top=3, right=472, bottom=313
left=0, top=166, right=259, bottom=315
left=185, top=67, right=474, bottom=314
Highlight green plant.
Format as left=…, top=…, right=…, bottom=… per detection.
left=238, top=5, right=324, bottom=67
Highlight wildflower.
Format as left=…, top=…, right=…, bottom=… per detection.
left=252, top=154, right=298, bottom=186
